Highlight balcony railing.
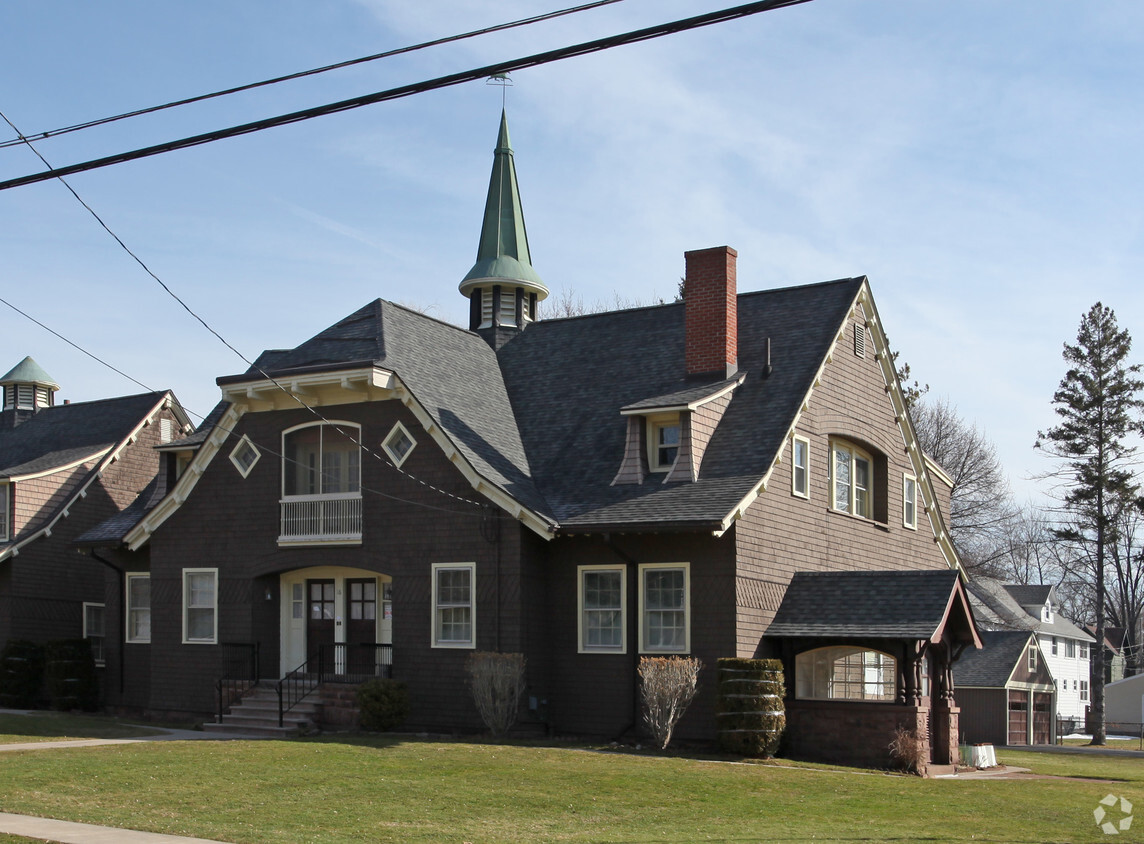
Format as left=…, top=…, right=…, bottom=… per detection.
left=279, top=493, right=362, bottom=542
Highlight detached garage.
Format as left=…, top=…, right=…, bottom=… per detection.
left=954, top=630, right=1056, bottom=746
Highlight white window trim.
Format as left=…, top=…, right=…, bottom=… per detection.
left=903, top=474, right=918, bottom=530
left=1028, top=643, right=1037, bottom=672
left=83, top=602, right=106, bottom=666
left=791, top=435, right=810, bottom=499
left=182, top=568, right=218, bottom=645
left=431, top=562, right=476, bottom=649
left=830, top=439, right=873, bottom=519
left=382, top=421, right=418, bottom=468
left=637, top=562, right=690, bottom=654
left=577, top=565, right=627, bottom=654
left=229, top=434, right=261, bottom=478
left=125, top=572, right=151, bottom=644
left=646, top=413, right=682, bottom=473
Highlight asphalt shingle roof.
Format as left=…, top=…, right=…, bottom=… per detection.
left=765, top=570, right=963, bottom=639
left=1003, top=584, right=1053, bottom=607
left=0, top=393, right=166, bottom=477
left=74, top=474, right=169, bottom=546
left=953, top=630, right=1034, bottom=687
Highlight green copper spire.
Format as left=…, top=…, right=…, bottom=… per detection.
left=459, top=110, right=548, bottom=300
left=0, top=356, right=59, bottom=390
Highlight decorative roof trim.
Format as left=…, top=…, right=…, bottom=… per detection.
left=125, top=376, right=555, bottom=551
left=5, top=448, right=106, bottom=482
left=218, top=366, right=397, bottom=412
left=2, top=392, right=180, bottom=563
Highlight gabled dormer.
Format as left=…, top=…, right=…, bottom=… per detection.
left=459, top=110, right=548, bottom=350
left=0, top=356, right=59, bottom=428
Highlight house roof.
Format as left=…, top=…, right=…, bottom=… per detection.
left=765, top=570, right=978, bottom=644
left=0, top=392, right=170, bottom=478
left=953, top=630, right=1038, bottom=688
left=216, top=299, right=552, bottom=520
left=497, top=278, right=864, bottom=529
left=74, top=473, right=170, bottom=547
left=1003, top=583, right=1053, bottom=608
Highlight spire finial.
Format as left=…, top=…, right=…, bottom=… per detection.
left=486, top=72, right=512, bottom=111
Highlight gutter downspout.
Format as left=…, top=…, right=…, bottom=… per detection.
left=602, top=534, right=643, bottom=742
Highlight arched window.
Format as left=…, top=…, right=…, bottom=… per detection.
left=283, top=423, right=361, bottom=497
left=279, top=422, right=362, bottom=543
left=795, top=646, right=896, bottom=701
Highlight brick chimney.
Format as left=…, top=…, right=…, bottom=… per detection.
left=684, top=246, right=738, bottom=379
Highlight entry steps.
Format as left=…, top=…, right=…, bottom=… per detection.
left=201, top=681, right=318, bottom=738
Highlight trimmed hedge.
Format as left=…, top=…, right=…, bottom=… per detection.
left=0, top=640, right=44, bottom=709
left=356, top=678, right=410, bottom=731
left=44, top=639, right=99, bottom=711
left=715, top=658, right=785, bottom=757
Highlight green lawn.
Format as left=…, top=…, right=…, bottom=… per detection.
left=0, top=712, right=167, bottom=743
left=0, top=735, right=1140, bottom=843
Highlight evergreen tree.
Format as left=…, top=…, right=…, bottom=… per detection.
left=1037, top=302, right=1144, bottom=745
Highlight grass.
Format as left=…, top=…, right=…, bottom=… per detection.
left=0, top=712, right=167, bottom=743
left=0, top=735, right=1141, bottom=843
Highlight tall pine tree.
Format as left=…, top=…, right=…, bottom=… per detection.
left=1038, top=302, right=1143, bottom=745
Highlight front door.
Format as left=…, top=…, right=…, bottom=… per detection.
left=346, top=578, right=377, bottom=675
left=306, top=579, right=336, bottom=665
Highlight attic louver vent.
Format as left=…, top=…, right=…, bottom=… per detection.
left=854, top=323, right=866, bottom=358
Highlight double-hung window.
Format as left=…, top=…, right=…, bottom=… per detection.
left=903, top=475, right=917, bottom=529
left=638, top=563, right=689, bottom=653
left=578, top=566, right=626, bottom=653
left=647, top=415, right=681, bottom=472
left=832, top=441, right=872, bottom=518
left=432, top=563, right=475, bottom=648
left=183, top=568, right=218, bottom=644
left=83, top=603, right=105, bottom=666
left=792, top=436, right=809, bottom=498
left=126, top=573, right=151, bottom=643
left=1066, top=640, right=1076, bottom=658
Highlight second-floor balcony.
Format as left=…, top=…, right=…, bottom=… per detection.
left=279, top=493, right=362, bottom=544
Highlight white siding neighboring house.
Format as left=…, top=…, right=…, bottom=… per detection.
left=1105, top=673, right=1144, bottom=728
left=967, top=579, right=1095, bottom=723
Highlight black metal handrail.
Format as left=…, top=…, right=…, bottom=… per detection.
left=276, top=643, right=393, bottom=727
left=215, top=642, right=260, bottom=724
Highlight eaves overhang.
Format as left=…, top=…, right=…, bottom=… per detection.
left=125, top=371, right=556, bottom=550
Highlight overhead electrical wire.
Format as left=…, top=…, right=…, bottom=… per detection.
left=0, top=0, right=812, bottom=193
left=0, top=0, right=626, bottom=150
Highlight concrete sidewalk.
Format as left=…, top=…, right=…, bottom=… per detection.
left=0, top=812, right=232, bottom=843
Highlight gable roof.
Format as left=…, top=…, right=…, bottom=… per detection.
left=497, top=278, right=864, bottom=530
left=953, top=630, right=1041, bottom=688
left=1004, top=583, right=1053, bottom=608
left=765, top=570, right=979, bottom=645
left=0, top=393, right=171, bottom=479
left=970, top=577, right=1094, bottom=642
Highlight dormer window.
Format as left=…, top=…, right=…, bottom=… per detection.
left=648, top=414, right=681, bottom=472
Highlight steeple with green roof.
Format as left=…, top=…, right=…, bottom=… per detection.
left=460, top=110, right=548, bottom=343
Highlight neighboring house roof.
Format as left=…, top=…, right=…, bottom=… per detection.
left=765, top=570, right=979, bottom=645
left=1003, top=583, right=1053, bottom=608
left=969, top=577, right=1094, bottom=642
left=966, top=579, right=1038, bottom=632
left=0, top=393, right=171, bottom=479
left=953, top=630, right=1040, bottom=687
left=498, top=278, right=863, bottom=530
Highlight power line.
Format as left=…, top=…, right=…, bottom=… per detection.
left=0, top=0, right=625, bottom=150
left=0, top=0, right=811, bottom=193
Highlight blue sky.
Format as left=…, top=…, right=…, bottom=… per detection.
left=2, top=1, right=1142, bottom=503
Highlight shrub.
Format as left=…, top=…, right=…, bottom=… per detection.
left=44, top=639, right=99, bottom=711
left=715, top=657, right=785, bottom=757
left=466, top=651, right=526, bottom=737
left=638, top=656, right=701, bottom=750
left=0, top=640, right=44, bottom=709
left=356, top=678, right=410, bottom=731
left=888, top=725, right=926, bottom=774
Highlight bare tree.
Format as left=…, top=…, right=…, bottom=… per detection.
left=540, top=287, right=668, bottom=320
left=911, top=397, right=1017, bottom=575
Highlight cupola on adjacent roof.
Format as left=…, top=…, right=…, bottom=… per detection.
left=460, top=110, right=548, bottom=340
left=0, top=356, right=59, bottom=413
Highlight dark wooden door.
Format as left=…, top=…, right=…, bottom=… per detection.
left=346, top=578, right=377, bottom=676
left=306, top=579, right=336, bottom=663
left=1008, top=690, right=1029, bottom=745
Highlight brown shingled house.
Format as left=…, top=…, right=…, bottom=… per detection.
left=73, top=112, right=979, bottom=770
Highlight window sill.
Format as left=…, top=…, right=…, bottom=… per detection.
left=826, top=507, right=889, bottom=531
